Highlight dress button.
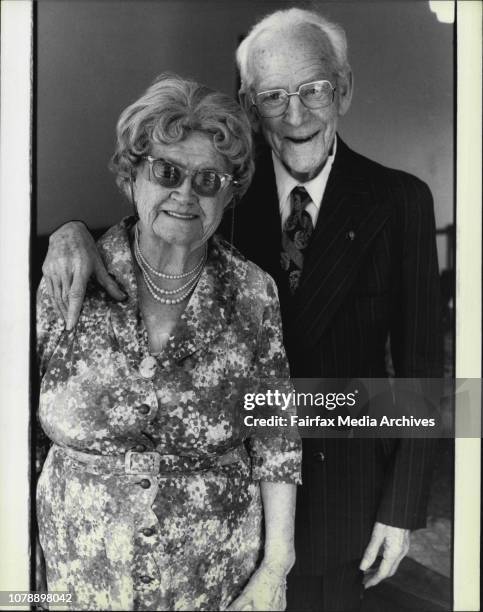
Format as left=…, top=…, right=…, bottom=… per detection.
left=313, top=451, right=325, bottom=462
left=140, top=575, right=152, bottom=584
left=139, top=479, right=151, bottom=489
left=136, top=404, right=150, bottom=415
left=139, top=355, right=157, bottom=379
left=133, top=444, right=146, bottom=453
left=142, top=527, right=155, bottom=537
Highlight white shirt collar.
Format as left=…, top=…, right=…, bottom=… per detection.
left=272, top=135, right=337, bottom=228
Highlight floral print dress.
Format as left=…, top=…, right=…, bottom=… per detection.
left=36, top=217, right=301, bottom=611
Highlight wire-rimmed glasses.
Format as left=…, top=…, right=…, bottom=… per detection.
left=253, top=79, right=336, bottom=118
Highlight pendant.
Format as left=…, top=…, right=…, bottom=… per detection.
left=139, top=355, right=158, bottom=379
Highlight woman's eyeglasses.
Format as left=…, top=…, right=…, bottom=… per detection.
left=253, top=79, right=336, bottom=118
left=141, top=156, right=237, bottom=197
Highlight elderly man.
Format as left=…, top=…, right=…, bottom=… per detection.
left=41, top=8, right=442, bottom=611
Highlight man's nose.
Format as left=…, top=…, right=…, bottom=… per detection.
left=283, top=94, right=307, bottom=127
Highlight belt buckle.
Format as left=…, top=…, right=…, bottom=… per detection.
left=125, top=450, right=161, bottom=475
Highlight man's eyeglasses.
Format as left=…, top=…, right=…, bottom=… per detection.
left=141, top=156, right=238, bottom=198
left=253, top=80, right=336, bottom=118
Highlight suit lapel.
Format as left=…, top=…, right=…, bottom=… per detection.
left=291, top=138, right=390, bottom=348
left=231, top=140, right=283, bottom=284
left=230, top=137, right=391, bottom=351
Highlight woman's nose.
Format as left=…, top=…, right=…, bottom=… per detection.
left=171, top=175, right=196, bottom=203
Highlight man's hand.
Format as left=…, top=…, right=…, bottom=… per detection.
left=42, top=221, right=126, bottom=329
left=359, top=521, right=410, bottom=588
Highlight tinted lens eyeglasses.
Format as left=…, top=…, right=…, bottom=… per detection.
left=142, top=156, right=237, bottom=197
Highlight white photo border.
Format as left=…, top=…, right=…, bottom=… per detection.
left=0, top=1, right=480, bottom=609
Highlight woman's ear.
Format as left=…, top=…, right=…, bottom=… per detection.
left=224, top=193, right=238, bottom=212
left=129, top=173, right=138, bottom=218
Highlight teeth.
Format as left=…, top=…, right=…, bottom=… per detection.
left=165, top=211, right=197, bottom=219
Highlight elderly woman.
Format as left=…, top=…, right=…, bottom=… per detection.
left=36, top=73, right=300, bottom=611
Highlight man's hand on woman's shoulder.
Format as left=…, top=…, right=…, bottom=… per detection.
left=42, top=221, right=126, bottom=330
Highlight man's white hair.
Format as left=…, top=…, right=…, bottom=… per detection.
left=236, top=7, right=350, bottom=93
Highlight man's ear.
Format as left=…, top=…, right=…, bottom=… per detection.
left=337, top=70, right=353, bottom=117
left=239, top=90, right=261, bottom=133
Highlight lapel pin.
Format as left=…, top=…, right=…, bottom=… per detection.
left=346, top=230, right=356, bottom=241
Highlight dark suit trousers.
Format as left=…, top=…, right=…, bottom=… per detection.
left=286, top=562, right=364, bottom=612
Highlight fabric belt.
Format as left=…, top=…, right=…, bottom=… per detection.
left=53, top=443, right=248, bottom=476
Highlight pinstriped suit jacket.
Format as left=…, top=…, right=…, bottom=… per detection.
left=221, top=136, right=443, bottom=574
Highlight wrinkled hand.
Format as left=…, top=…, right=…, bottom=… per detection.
left=42, top=221, right=126, bottom=329
left=360, top=521, right=410, bottom=588
left=226, top=564, right=287, bottom=611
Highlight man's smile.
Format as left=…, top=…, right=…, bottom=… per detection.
left=285, top=130, right=320, bottom=144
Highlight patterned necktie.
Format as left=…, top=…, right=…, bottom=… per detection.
left=281, top=186, right=314, bottom=294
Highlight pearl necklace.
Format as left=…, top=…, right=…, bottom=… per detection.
left=135, top=225, right=205, bottom=279
left=134, top=225, right=206, bottom=305
left=141, top=265, right=202, bottom=298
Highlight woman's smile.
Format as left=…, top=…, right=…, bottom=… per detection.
left=163, top=210, right=199, bottom=220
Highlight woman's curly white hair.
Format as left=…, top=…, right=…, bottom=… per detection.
left=110, top=72, right=254, bottom=203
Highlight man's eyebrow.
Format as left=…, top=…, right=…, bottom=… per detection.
left=257, top=72, right=332, bottom=91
